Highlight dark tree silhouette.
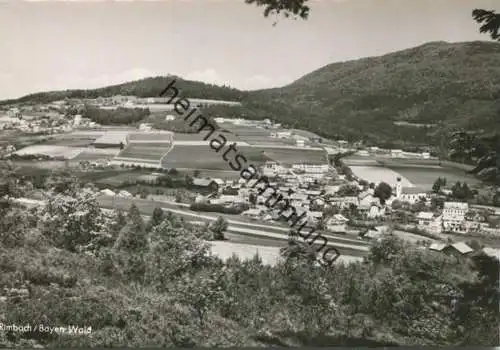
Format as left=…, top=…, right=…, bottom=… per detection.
left=473, top=9, right=500, bottom=41
left=374, top=182, right=392, bottom=205
left=245, top=0, right=310, bottom=20
left=244, top=1, right=500, bottom=42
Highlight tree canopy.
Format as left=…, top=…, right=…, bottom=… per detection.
left=245, top=0, right=309, bottom=20
left=473, top=9, right=500, bottom=41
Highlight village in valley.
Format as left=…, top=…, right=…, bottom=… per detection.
left=2, top=93, right=499, bottom=264
left=1, top=1, right=500, bottom=346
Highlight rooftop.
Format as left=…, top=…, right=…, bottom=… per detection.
left=451, top=242, right=474, bottom=254
left=429, top=243, right=447, bottom=251
left=417, top=211, right=434, bottom=220
left=444, top=201, right=469, bottom=210
left=402, top=186, right=426, bottom=195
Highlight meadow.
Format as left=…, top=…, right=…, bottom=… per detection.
left=127, top=132, right=172, bottom=142
left=73, top=148, right=121, bottom=161
left=388, top=165, right=481, bottom=190
left=265, top=147, right=327, bottom=165
left=218, top=124, right=271, bottom=137
left=161, top=145, right=232, bottom=170
left=117, top=143, right=172, bottom=161
left=239, top=135, right=293, bottom=146
left=345, top=155, right=482, bottom=190
left=349, top=163, right=481, bottom=190
left=173, top=132, right=209, bottom=141
left=40, top=134, right=97, bottom=147
left=96, top=172, right=153, bottom=187
left=14, top=145, right=85, bottom=159
left=349, top=165, right=413, bottom=187
left=160, top=144, right=329, bottom=171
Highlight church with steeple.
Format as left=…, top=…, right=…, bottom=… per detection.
left=394, top=177, right=428, bottom=204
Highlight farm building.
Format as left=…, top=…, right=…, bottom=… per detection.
left=99, top=189, right=115, bottom=196
left=270, top=131, right=292, bottom=139
left=326, top=214, right=349, bottom=233
left=429, top=242, right=474, bottom=257
left=138, top=123, right=153, bottom=131
left=291, top=163, right=329, bottom=173
left=480, top=247, right=500, bottom=260
left=358, top=203, right=384, bottom=219
left=362, top=229, right=383, bottom=241
left=242, top=208, right=266, bottom=218
left=192, top=178, right=224, bottom=192
left=417, top=212, right=443, bottom=234
left=117, top=190, right=133, bottom=198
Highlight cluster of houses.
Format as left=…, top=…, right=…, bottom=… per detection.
left=356, top=147, right=432, bottom=159
left=189, top=160, right=499, bottom=239
left=214, top=117, right=278, bottom=129
left=85, top=95, right=241, bottom=110
left=191, top=159, right=386, bottom=231
left=416, top=201, right=498, bottom=235
left=0, top=104, right=99, bottom=134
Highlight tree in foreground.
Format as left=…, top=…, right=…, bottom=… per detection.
left=244, top=0, right=310, bottom=20
left=210, top=216, right=228, bottom=240
left=147, top=207, right=166, bottom=232
left=473, top=9, right=500, bottom=41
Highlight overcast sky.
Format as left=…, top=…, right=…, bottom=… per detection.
left=0, top=0, right=499, bottom=99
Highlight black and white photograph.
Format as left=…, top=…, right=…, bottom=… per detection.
left=0, top=0, right=499, bottom=347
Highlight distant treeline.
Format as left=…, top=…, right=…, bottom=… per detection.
left=190, top=202, right=250, bottom=215
left=83, top=106, right=150, bottom=125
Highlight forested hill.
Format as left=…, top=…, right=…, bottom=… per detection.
left=242, top=40, right=500, bottom=145
left=0, top=76, right=247, bottom=105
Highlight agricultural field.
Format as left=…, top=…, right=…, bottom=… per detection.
left=161, top=144, right=328, bottom=170
left=11, top=160, right=68, bottom=169
left=172, top=133, right=204, bottom=141
left=290, top=129, right=323, bottom=140
left=93, top=131, right=130, bottom=146
left=348, top=163, right=481, bottom=190
left=14, top=145, right=85, bottom=159
left=160, top=145, right=231, bottom=170
left=239, top=135, right=293, bottom=146
left=73, top=148, right=121, bottom=161
left=0, top=132, right=54, bottom=149
left=116, top=143, right=172, bottom=162
left=39, top=133, right=97, bottom=147
left=96, top=172, right=153, bottom=187
left=218, top=124, right=271, bottom=137
left=253, top=147, right=328, bottom=165
left=388, top=165, right=481, bottom=191
left=181, top=169, right=242, bottom=180
left=45, top=138, right=96, bottom=147
left=174, top=130, right=238, bottom=142
left=349, top=165, right=413, bottom=187
left=127, top=131, right=172, bottom=142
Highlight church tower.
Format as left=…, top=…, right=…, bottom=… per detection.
left=395, top=177, right=402, bottom=199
